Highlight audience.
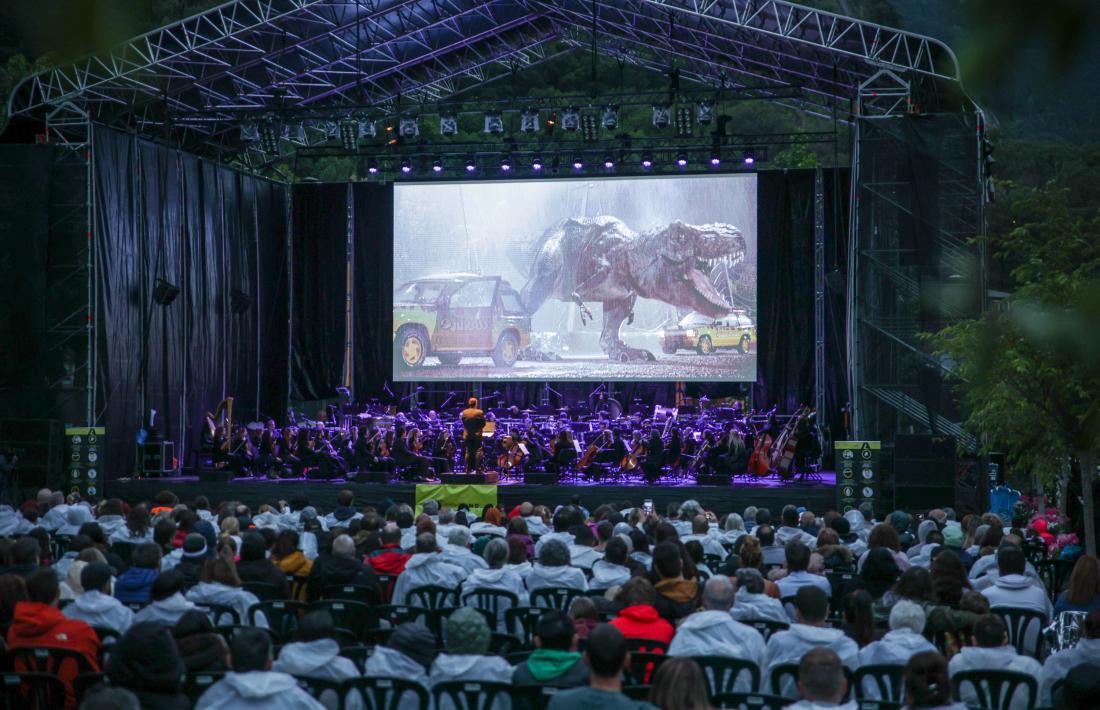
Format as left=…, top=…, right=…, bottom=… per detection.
left=731, top=567, right=788, bottom=623
left=904, top=650, right=967, bottom=709
left=513, top=609, right=589, bottom=689
left=62, top=560, right=134, bottom=633
left=272, top=610, right=362, bottom=710
left=547, top=623, right=658, bottom=709
left=431, top=606, right=514, bottom=708
left=668, top=575, right=764, bottom=687
left=363, top=623, right=435, bottom=708
left=1055, top=555, right=1100, bottom=615
left=105, top=621, right=190, bottom=709
left=308, top=533, right=380, bottom=602
left=392, top=532, right=467, bottom=604
left=650, top=541, right=698, bottom=623
left=947, top=613, right=1041, bottom=710
left=236, top=531, right=291, bottom=597
left=590, top=536, right=633, bottom=590
left=172, top=609, right=231, bottom=672
left=527, top=538, right=588, bottom=592
left=1039, top=609, right=1100, bottom=704
left=647, top=657, right=711, bottom=710
left=114, top=542, right=161, bottom=603
left=763, top=586, right=859, bottom=697
left=787, top=647, right=853, bottom=710
left=133, top=569, right=199, bottom=626
left=610, top=576, right=675, bottom=647
left=195, top=626, right=324, bottom=709
left=185, top=556, right=267, bottom=627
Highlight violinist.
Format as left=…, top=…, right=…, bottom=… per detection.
left=723, top=426, right=748, bottom=474
left=369, top=426, right=395, bottom=473
left=280, top=426, right=303, bottom=476
left=549, top=429, right=577, bottom=473
left=391, top=423, right=432, bottom=480
left=641, top=428, right=665, bottom=484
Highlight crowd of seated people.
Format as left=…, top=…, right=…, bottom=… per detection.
left=0, top=490, right=1098, bottom=708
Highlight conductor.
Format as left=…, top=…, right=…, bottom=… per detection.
left=460, top=397, right=486, bottom=472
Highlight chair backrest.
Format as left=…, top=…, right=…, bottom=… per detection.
left=747, top=619, right=789, bottom=643
left=308, top=599, right=374, bottom=637
left=530, top=587, right=580, bottom=611
left=182, top=671, right=226, bottom=705
left=463, top=588, right=519, bottom=616
left=991, top=606, right=1047, bottom=657
left=296, top=676, right=346, bottom=709
left=952, top=669, right=1038, bottom=710
left=1036, top=559, right=1075, bottom=599
left=242, top=580, right=284, bottom=602
left=195, top=602, right=240, bottom=626
left=248, top=599, right=307, bottom=642
left=408, top=584, right=459, bottom=610
left=339, top=644, right=374, bottom=671
left=710, top=691, right=791, bottom=710
left=621, top=651, right=668, bottom=686
left=624, top=638, right=669, bottom=655
left=854, top=664, right=905, bottom=702
left=432, top=680, right=512, bottom=710
left=0, top=671, right=67, bottom=710
left=693, top=655, right=761, bottom=698
left=374, top=573, right=397, bottom=604
left=769, top=663, right=801, bottom=699
left=10, top=646, right=96, bottom=678
left=505, top=607, right=546, bottom=644
left=288, top=574, right=310, bottom=601
left=510, top=683, right=561, bottom=710
left=323, top=583, right=382, bottom=606
left=345, top=675, right=430, bottom=710
left=215, top=624, right=278, bottom=646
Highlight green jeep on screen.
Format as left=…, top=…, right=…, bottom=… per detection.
left=393, top=274, right=532, bottom=369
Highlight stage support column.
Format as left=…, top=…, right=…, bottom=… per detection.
left=285, top=184, right=294, bottom=417
left=845, top=107, right=863, bottom=440
left=342, top=182, right=355, bottom=397
left=814, top=167, right=826, bottom=449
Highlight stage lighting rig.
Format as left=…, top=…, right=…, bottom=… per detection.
left=675, top=153, right=688, bottom=168
left=601, top=105, right=619, bottom=130
left=400, top=158, right=412, bottom=174
left=697, top=100, right=715, bottom=125
left=520, top=109, right=540, bottom=133
left=439, top=113, right=459, bottom=136
left=282, top=121, right=307, bottom=144
left=603, top=154, right=615, bottom=170
left=240, top=122, right=259, bottom=142
left=339, top=120, right=358, bottom=151
left=258, top=120, right=279, bottom=153
left=742, top=149, right=756, bottom=165
left=545, top=112, right=557, bottom=135
left=581, top=113, right=599, bottom=142
left=640, top=152, right=654, bottom=169
left=483, top=112, right=504, bottom=134
left=500, top=156, right=513, bottom=172
left=709, top=151, right=721, bottom=167
left=357, top=116, right=376, bottom=139
left=431, top=157, right=444, bottom=173
left=561, top=108, right=581, bottom=132
left=675, top=106, right=693, bottom=137
left=367, top=159, right=380, bottom=175
left=464, top=156, right=477, bottom=173
left=572, top=155, right=585, bottom=170
left=531, top=156, right=544, bottom=172
left=399, top=115, right=419, bottom=138
left=652, top=104, right=671, bottom=128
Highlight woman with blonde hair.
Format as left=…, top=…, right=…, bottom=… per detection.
left=648, top=657, right=712, bottom=710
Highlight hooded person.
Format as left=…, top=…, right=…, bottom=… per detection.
left=568, top=524, right=603, bottom=570
left=363, top=623, right=435, bottom=710
left=94, top=499, right=127, bottom=537
left=856, top=601, right=936, bottom=698
left=512, top=609, right=590, bottom=689
left=650, top=541, right=699, bottom=623
left=1039, top=610, right=1100, bottom=705
left=732, top=568, right=790, bottom=624
left=461, top=537, right=528, bottom=630
left=440, top=526, right=490, bottom=575
left=668, top=575, right=765, bottom=688
left=776, top=505, right=817, bottom=549
left=947, top=613, right=1041, bottom=710
left=589, top=537, right=633, bottom=591
left=235, top=531, right=291, bottom=597
left=889, top=511, right=915, bottom=548
left=941, top=525, right=974, bottom=570
left=391, top=532, right=468, bottom=605
left=63, top=561, right=134, bottom=634
left=195, top=626, right=325, bottom=710
left=105, top=622, right=190, bottom=710
left=114, top=542, right=162, bottom=604
left=843, top=509, right=870, bottom=544
left=272, top=610, right=363, bottom=710
left=366, top=524, right=412, bottom=576
left=979, top=545, right=1052, bottom=618
left=185, top=557, right=268, bottom=628
left=533, top=508, right=578, bottom=556
left=309, top=533, right=381, bottom=602
left=608, top=576, right=675, bottom=647
left=323, top=490, right=363, bottom=529
left=526, top=539, right=588, bottom=593
left=172, top=610, right=230, bottom=673
left=680, top=514, right=729, bottom=560
left=785, top=648, right=858, bottom=710
left=908, top=520, right=941, bottom=559
left=173, top=533, right=210, bottom=590
left=763, top=586, right=860, bottom=698
left=133, top=569, right=199, bottom=627
left=776, top=541, right=833, bottom=617
left=39, top=491, right=71, bottom=532
left=521, top=503, right=551, bottom=537
left=832, top=516, right=868, bottom=558
left=110, top=506, right=156, bottom=547
left=431, top=607, right=514, bottom=710
left=57, top=502, right=97, bottom=537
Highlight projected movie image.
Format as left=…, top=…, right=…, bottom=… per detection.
left=393, top=175, right=757, bottom=381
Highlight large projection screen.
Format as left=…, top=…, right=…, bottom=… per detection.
left=393, top=174, right=757, bottom=381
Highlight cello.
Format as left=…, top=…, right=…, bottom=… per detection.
left=747, top=406, right=777, bottom=476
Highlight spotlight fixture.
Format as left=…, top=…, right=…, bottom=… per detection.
left=572, top=155, right=584, bottom=170
left=400, top=158, right=412, bottom=174
left=561, top=108, right=581, bottom=132
left=641, top=152, right=654, bottom=169
left=675, top=106, right=693, bottom=137
left=398, top=116, right=419, bottom=137
left=357, top=116, right=376, bottom=138
left=483, top=112, right=504, bottom=134
left=696, top=100, right=715, bottom=125
left=432, top=158, right=444, bottom=173
left=742, top=149, right=756, bottom=165
left=240, top=122, right=260, bottom=142
left=531, top=156, right=544, bottom=171
left=675, top=153, right=688, bottom=168
left=367, top=159, right=380, bottom=176
left=520, top=109, right=540, bottom=133
left=581, top=113, right=599, bottom=142
left=464, top=157, right=477, bottom=173
left=652, top=104, right=671, bottom=128
left=709, top=151, right=721, bottom=167
left=258, top=120, right=279, bottom=154
left=601, top=105, right=619, bottom=130
left=545, top=111, right=557, bottom=135
left=603, top=154, right=615, bottom=169
left=500, top=156, right=513, bottom=172
left=282, top=121, right=306, bottom=144
left=339, top=120, right=358, bottom=151
left=439, top=113, right=459, bottom=136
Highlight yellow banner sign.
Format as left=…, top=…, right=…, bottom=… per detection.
left=415, top=483, right=498, bottom=517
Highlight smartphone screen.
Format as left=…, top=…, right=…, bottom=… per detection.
left=643, top=499, right=653, bottom=514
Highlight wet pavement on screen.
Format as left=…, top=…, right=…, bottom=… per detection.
left=395, top=353, right=756, bottom=381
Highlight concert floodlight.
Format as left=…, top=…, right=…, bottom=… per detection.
left=464, top=157, right=477, bottom=173
left=400, top=158, right=412, bottom=174
left=483, top=112, right=504, bottom=134
left=339, top=120, right=358, bottom=151
left=431, top=158, right=444, bottom=173
left=258, top=120, right=279, bottom=153
left=357, top=116, right=375, bottom=138
left=675, top=106, right=693, bottom=137
left=240, top=121, right=259, bottom=142
left=675, top=153, right=688, bottom=168
left=742, top=149, right=756, bottom=165
left=520, top=109, right=540, bottom=133
left=531, top=156, right=544, bottom=171
left=709, top=151, right=721, bottom=167
left=283, top=121, right=306, bottom=144
left=601, top=105, right=619, bottom=130
left=500, top=156, right=513, bottom=172
left=399, top=115, right=419, bottom=137
left=561, top=108, right=581, bottom=131
left=572, top=155, right=584, bottom=170
left=603, top=154, right=615, bottom=169
left=697, top=100, right=715, bottom=124
left=652, top=104, right=671, bottom=128
left=641, top=152, right=654, bottom=169
left=439, top=113, right=459, bottom=136
left=367, top=159, right=379, bottom=175
left=581, top=113, right=599, bottom=142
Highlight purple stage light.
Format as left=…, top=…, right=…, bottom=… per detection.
left=744, top=156, right=755, bottom=165
left=710, top=154, right=721, bottom=167
left=676, top=154, right=688, bottom=167
left=531, top=157, right=543, bottom=171
left=572, top=157, right=584, bottom=170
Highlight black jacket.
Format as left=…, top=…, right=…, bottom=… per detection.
left=306, top=553, right=379, bottom=602
left=236, top=557, right=291, bottom=598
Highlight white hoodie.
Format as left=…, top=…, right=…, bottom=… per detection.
left=524, top=516, right=550, bottom=536
left=857, top=629, right=936, bottom=699
left=524, top=563, right=587, bottom=593
left=681, top=532, right=729, bottom=560
left=57, top=503, right=96, bottom=536
left=95, top=514, right=126, bottom=537
left=108, top=524, right=156, bottom=546
left=469, top=522, right=506, bottom=538
left=273, top=638, right=363, bottom=710
left=668, top=610, right=765, bottom=689
left=40, top=503, right=71, bottom=532
left=431, top=653, right=514, bottom=710
left=533, top=531, right=574, bottom=555
left=588, top=560, right=631, bottom=590
left=363, top=646, right=431, bottom=710
left=763, top=624, right=860, bottom=697
left=506, top=561, right=532, bottom=581
left=440, top=544, right=489, bottom=575
left=844, top=510, right=870, bottom=543
left=186, top=582, right=268, bottom=628
left=63, top=590, right=134, bottom=634
left=0, top=506, right=32, bottom=536
left=1039, top=637, right=1100, bottom=704
left=133, top=591, right=199, bottom=626
left=948, top=645, right=1042, bottom=710
left=568, top=545, right=602, bottom=570
left=775, top=525, right=817, bottom=549
left=391, top=553, right=467, bottom=605
left=731, top=589, right=789, bottom=624
left=981, top=573, right=1054, bottom=653
left=195, top=670, right=325, bottom=710
left=462, top=567, right=530, bottom=629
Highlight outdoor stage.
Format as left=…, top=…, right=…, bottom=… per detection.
left=104, top=471, right=837, bottom=515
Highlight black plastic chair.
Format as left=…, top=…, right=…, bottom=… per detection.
left=374, top=573, right=397, bottom=604
left=288, top=574, right=310, bottom=602
left=510, top=683, right=561, bottom=710
left=746, top=619, right=789, bottom=643
left=693, top=656, right=761, bottom=698
left=309, top=599, right=374, bottom=637
left=0, top=671, right=67, bottom=710
left=463, top=588, right=519, bottom=631
left=711, top=691, right=790, bottom=710
left=295, top=676, right=346, bottom=708
left=9, top=646, right=97, bottom=679
left=248, top=599, right=307, bottom=642
left=72, top=671, right=107, bottom=705
left=489, top=631, right=526, bottom=656
left=854, top=664, right=905, bottom=702
left=505, top=607, right=546, bottom=644
left=181, top=671, right=225, bottom=705
left=991, top=606, right=1048, bottom=658
left=530, top=587, right=580, bottom=611
left=1036, top=559, right=1075, bottom=600
left=952, top=669, right=1038, bottom=710
left=194, top=602, right=240, bottom=627
left=343, top=676, right=430, bottom=710
left=109, top=541, right=135, bottom=566
left=339, top=644, right=373, bottom=671
left=771, top=662, right=854, bottom=700
left=432, top=680, right=512, bottom=710
left=407, top=584, right=459, bottom=610
left=622, top=651, right=668, bottom=686
left=323, top=583, right=382, bottom=606
left=242, top=580, right=285, bottom=602
left=214, top=624, right=278, bottom=646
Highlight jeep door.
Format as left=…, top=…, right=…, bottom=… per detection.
left=432, top=277, right=498, bottom=352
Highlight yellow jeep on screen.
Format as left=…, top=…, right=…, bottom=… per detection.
left=393, top=274, right=532, bottom=369
left=659, top=310, right=756, bottom=355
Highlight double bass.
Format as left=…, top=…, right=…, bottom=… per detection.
left=747, top=406, right=777, bottom=476
left=773, top=406, right=813, bottom=479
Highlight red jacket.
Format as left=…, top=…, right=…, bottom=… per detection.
left=7, top=601, right=102, bottom=707
left=368, top=544, right=411, bottom=575
left=609, top=604, right=675, bottom=648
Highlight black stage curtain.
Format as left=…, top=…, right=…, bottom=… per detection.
left=94, top=126, right=287, bottom=477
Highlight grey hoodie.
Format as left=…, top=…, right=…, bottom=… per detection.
left=524, top=563, right=587, bottom=593
left=857, top=629, right=935, bottom=699
left=588, top=560, right=631, bottom=590
left=391, top=553, right=467, bottom=605
left=273, top=639, right=362, bottom=710
left=0, top=506, right=32, bottom=537
left=364, top=646, right=431, bottom=710
left=763, top=624, right=860, bottom=697
left=132, top=591, right=199, bottom=626
left=1039, top=637, right=1100, bottom=704
left=948, top=645, right=1042, bottom=710
left=57, top=503, right=96, bottom=536
left=63, top=589, right=134, bottom=634
left=195, top=670, right=325, bottom=710
left=95, top=514, right=126, bottom=537
left=775, top=525, right=816, bottom=549
left=462, top=567, right=529, bottom=629
left=431, top=653, right=514, bottom=710
left=668, top=610, right=765, bottom=688
left=731, top=588, right=789, bottom=624
left=186, top=582, right=268, bottom=628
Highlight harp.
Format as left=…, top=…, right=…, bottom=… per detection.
left=205, top=397, right=234, bottom=437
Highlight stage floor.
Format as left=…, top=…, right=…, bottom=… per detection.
left=104, top=471, right=836, bottom=516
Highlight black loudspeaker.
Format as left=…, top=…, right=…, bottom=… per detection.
left=522, top=471, right=558, bottom=485
left=0, top=419, right=64, bottom=490
left=440, top=472, right=498, bottom=485
left=894, top=434, right=957, bottom=511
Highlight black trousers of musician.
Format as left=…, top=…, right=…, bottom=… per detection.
left=464, top=436, right=482, bottom=472
left=641, top=458, right=664, bottom=484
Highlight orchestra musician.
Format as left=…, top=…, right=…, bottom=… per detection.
left=548, top=429, right=577, bottom=472
left=641, top=428, right=665, bottom=484
left=460, top=397, right=487, bottom=473
left=391, top=423, right=433, bottom=480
